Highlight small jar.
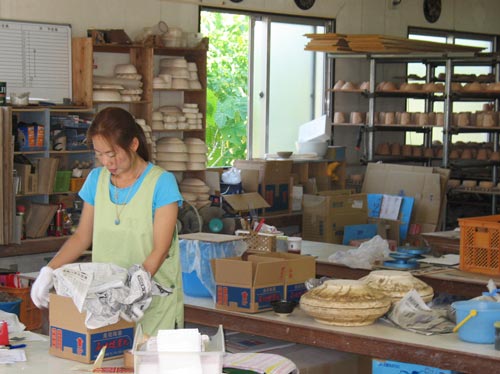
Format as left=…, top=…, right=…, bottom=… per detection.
left=287, top=237, right=302, bottom=254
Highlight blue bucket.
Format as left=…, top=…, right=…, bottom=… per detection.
left=452, top=300, right=500, bottom=344
left=0, top=298, right=22, bottom=317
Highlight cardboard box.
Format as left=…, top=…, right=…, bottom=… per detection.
left=49, top=294, right=135, bottom=363
left=302, top=191, right=368, bottom=244
left=212, top=256, right=287, bottom=313
left=372, top=359, right=456, bottom=374
left=362, top=163, right=449, bottom=233
left=234, top=159, right=293, bottom=214
left=248, top=252, right=315, bottom=302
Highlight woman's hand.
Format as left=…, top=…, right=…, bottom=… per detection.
left=30, top=266, right=54, bottom=308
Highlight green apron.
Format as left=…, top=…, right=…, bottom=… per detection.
left=92, top=165, right=184, bottom=336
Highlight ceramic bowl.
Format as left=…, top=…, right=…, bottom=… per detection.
left=277, top=151, right=293, bottom=159
left=271, top=300, right=298, bottom=316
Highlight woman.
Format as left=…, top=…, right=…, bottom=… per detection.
left=31, top=107, right=184, bottom=335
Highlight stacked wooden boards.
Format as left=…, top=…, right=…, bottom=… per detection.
left=305, top=33, right=484, bottom=54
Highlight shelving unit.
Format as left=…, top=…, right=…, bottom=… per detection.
left=1, top=37, right=209, bottom=248
left=329, top=52, right=500, bottom=221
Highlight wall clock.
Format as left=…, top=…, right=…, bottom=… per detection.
left=294, top=0, right=316, bottom=11
left=423, top=0, right=441, bottom=23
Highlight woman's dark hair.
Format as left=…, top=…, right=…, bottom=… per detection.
left=87, top=107, right=150, bottom=161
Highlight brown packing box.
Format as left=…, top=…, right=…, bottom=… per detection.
left=49, top=294, right=135, bottom=363
left=302, top=191, right=368, bottom=244
left=223, top=192, right=270, bottom=214
left=234, top=159, right=293, bottom=214
left=248, top=252, right=315, bottom=302
left=212, top=256, right=287, bottom=313
left=361, top=163, right=449, bottom=233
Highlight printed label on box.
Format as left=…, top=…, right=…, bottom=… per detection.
left=90, top=328, right=134, bottom=360
left=286, top=283, right=308, bottom=302
left=216, top=285, right=284, bottom=310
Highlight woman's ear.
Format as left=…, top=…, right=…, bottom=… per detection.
left=131, top=137, right=140, bottom=152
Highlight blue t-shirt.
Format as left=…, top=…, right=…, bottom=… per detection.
left=79, top=163, right=183, bottom=216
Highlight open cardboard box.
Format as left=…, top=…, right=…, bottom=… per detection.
left=212, top=255, right=287, bottom=313
left=49, top=294, right=135, bottom=363
left=248, top=252, right=315, bottom=302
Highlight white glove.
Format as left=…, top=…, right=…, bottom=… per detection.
left=31, top=266, right=54, bottom=308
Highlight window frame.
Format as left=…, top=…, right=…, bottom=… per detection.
left=199, top=6, right=334, bottom=162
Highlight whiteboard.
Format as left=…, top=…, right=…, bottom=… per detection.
left=0, top=20, right=72, bottom=104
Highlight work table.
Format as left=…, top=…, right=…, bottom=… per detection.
left=300, top=240, right=498, bottom=299
left=184, top=296, right=500, bottom=374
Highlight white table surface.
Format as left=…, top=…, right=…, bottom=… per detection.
left=1, top=332, right=123, bottom=373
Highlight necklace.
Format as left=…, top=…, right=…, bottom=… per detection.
left=111, top=165, right=144, bottom=225
left=113, top=182, right=135, bottom=225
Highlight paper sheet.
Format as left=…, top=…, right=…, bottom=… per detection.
left=418, top=254, right=460, bottom=266
left=0, top=349, right=26, bottom=364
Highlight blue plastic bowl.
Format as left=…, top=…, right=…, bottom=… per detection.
left=182, top=271, right=212, bottom=298
left=0, top=298, right=22, bottom=317
left=452, top=300, right=500, bottom=344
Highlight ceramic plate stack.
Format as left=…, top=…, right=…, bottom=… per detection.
left=300, top=279, right=391, bottom=326
left=360, top=270, right=434, bottom=304
left=157, top=105, right=186, bottom=130
left=135, top=118, right=153, bottom=144
left=114, top=64, right=143, bottom=102
left=187, top=62, right=202, bottom=89
left=159, top=57, right=190, bottom=90
left=155, top=136, right=188, bottom=171
left=183, top=103, right=203, bottom=130
left=179, top=178, right=211, bottom=209
left=184, top=137, right=207, bottom=170
left=151, top=111, right=165, bottom=131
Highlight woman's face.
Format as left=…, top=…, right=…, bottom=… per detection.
left=92, top=135, right=132, bottom=176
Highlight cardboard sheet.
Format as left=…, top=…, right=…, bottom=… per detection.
left=362, top=163, right=445, bottom=232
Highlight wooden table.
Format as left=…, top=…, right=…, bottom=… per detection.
left=302, top=240, right=499, bottom=299
left=184, top=296, right=500, bottom=374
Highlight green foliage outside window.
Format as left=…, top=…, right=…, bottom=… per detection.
left=201, top=12, right=249, bottom=166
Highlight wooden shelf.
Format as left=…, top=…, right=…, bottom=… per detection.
left=0, top=236, right=69, bottom=258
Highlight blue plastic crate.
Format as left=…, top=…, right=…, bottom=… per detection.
left=0, top=298, right=22, bottom=317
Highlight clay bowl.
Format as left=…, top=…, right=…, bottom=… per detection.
left=277, top=151, right=293, bottom=159
left=271, top=300, right=298, bottom=316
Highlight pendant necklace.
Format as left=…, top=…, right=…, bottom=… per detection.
left=112, top=168, right=141, bottom=225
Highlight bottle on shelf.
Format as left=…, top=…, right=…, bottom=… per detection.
left=15, top=204, right=26, bottom=243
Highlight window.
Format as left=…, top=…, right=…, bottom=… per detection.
left=200, top=8, right=333, bottom=166
left=406, top=27, right=497, bottom=146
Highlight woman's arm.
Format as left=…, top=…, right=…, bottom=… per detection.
left=47, top=202, right=95, bottom=269
left=142, top=201, right=178, bottom=276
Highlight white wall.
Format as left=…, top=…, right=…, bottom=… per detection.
left=1, top=0, right=499, bottom=167
left=2, top=0, right=500, bottom=38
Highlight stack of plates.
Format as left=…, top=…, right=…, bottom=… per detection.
left=179, top=178, right=211, bottom=209
left=184, top=137, right=207, bottom=170
left=156, top=137, right=188, bottom=171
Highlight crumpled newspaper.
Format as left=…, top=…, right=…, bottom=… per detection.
left=328, top=235, right=390, bottom=269
left=53, top=263, right=172, bottom=329
left=386, top=289, right=455, bottom=335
